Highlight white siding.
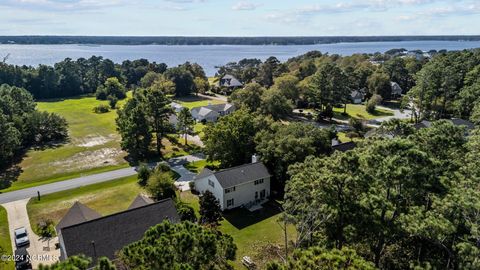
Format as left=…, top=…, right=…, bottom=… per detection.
left=223, top=177, right=271, bottom=210
left=194, top=175, right=225, bottom=209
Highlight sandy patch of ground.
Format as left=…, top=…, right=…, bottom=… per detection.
left=76, top=135, right=116, bottom=147
left=50, top=148, right=124, bottom=174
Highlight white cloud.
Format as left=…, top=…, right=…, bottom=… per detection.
left=232, top=1, right=259, bottom=11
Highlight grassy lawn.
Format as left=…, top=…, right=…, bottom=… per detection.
left=333, top=104, right=393, bottom=120
left=179, top=191, right=296, bottom=269
left=174, top=95, right=224, bottom=109
left=3, top=96, right=130, bottom=192
left=0, top=206, right=14, bottom=270
left=27, top=175, right=142, bottom=234
left=184, top=160, right=220, bottom=174
left=337, top=132, right=364, bottom=143
left=194, top=122, right=207, bottom=138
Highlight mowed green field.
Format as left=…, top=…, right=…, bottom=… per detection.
left=0, top=206, right=13, bottom=270
left=333, top=104, right=394, bottom=120
left=2, top=96, right=129, bottom=192
left=174, top=96, right=225, bottom=109
left=27, top=175, right=141, bottom=233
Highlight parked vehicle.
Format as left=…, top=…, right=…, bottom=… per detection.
left=15, top=248, right=32, bottom=270
left=14, top=227, right=29, bottom=247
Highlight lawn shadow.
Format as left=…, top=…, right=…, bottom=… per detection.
left=0, top=165, right=23, bottom=191
left=174, top=95, right=210, bottom=103
left=37, top=94, right=94, bottom=103
left=222, top=200, right=283, bottom=230
left=370, top=109, right=394, bottom=117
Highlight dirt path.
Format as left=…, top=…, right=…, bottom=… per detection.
left=1, top=199, right=60, bottom=269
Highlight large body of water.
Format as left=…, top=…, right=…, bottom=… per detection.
left=1, top=40, right=480, bottom=76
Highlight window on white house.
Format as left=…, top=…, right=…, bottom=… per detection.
left=227, top=199, right=234, bottom=207
left=225, top=186, right=236, bottom=193
left=208, top=179, right=215, bottom=188
left=254, top=179, right=264, bottom=185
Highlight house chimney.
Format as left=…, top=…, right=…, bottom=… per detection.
left=252, top=154, right=260, bottom=163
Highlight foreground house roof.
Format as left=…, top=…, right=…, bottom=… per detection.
left=196, top=162, right=271, bottom=188
left=60, top=198, right=179, bottom=261
left=127, top=194, right=155, bottom=210
left=56, top=202, right=101, bottom=232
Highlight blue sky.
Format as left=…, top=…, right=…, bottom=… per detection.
left=0, top=0, right=479, bottom=36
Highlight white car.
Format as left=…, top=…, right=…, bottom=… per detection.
left=14, top=227, right=30, bottom=247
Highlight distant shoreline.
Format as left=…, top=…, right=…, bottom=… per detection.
left=1, top=36, right=480, bottom=46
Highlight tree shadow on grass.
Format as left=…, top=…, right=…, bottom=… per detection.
left=0, top=165, right=23, bottom=192
left=222, top=200, right=283, bottom=230
left=174, top=95, right=210, bottom=103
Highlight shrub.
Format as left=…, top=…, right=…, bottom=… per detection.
left=93, top=104, right=110, bottom=114
left=37, top=219, right=56, bottom=238
left=95, top=86, right=108, bottom=100
left=155, top=163, right=171, bottom=173
left=107, top=95, right=118, bottom=109
left=137, top=163, right=151, bottom=187
left=146, top=170, right=177, bottom=201
left=189, top=181, right=196, bottom=191
left=366, top=94, right=383, bottom=114
left=177, top=204, right=197, bottom=223
left=349, top=118, right=365, bottom=133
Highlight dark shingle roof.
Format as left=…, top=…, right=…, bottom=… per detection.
left=56, top=202, right=101, bottom=232
left=127, top=195, right=154, bottom=210
left=351, top=90, right=364, bottom=99
left=332, top=142, right=357, bottom=152
left=212, top=162, right=271, bottom=188
left=414, top=119, right=474, bottom=130
left=451, top=118, right=475, bottom=130
left=60, top=198, right=179, bottom=261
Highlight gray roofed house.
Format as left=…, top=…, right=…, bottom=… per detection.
left=191, top=103, right=236, bottom=122
left=391, top=82, right=403, bottom=97
left=194, top=158, right=271, bottom=210
left=414, top=119, right=474, bottom=131
left=351, top=90, right=365, bottom=104
left=56, top=202, right=101, bottom=233
left=58, top=198, right=179, bottom=262
left=127, top=194, right=154, bottom=210
left=218, top=74, right=243, bottom=88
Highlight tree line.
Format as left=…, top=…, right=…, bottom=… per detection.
left=0, top=56, right=208, bottom=99
left=3, top=35, right=480, bottom=45
left=0, top=84, right=68, bottom=188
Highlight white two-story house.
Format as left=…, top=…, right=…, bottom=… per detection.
left=194, top=157, right=271, bottom=210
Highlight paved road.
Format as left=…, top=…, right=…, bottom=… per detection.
left=0, top=167, right=137, bottom=204
left=2, top=199, right=60, bottom=268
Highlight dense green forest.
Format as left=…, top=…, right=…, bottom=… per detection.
left=1, top=36, right=480, bottom=45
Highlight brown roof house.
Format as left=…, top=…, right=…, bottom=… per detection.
left=56, top=197, right=179, bottom=263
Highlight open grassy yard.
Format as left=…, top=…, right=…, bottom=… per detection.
left=2, top=96, right=130, bottom=192
left=27, top=175, right=142, bottom=233
left=333, top=104, right=393, bottom=120
left=194, top=122, right=207, bottom=138
left=179, top=191, right=296, bottom=269
left=174, top=95, right=225, bottom=109
left=184, top=160, right=220, bottom=174
left=0, top=206, right=13, bottom=270
left=337, top=132, right=364, bottom=143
